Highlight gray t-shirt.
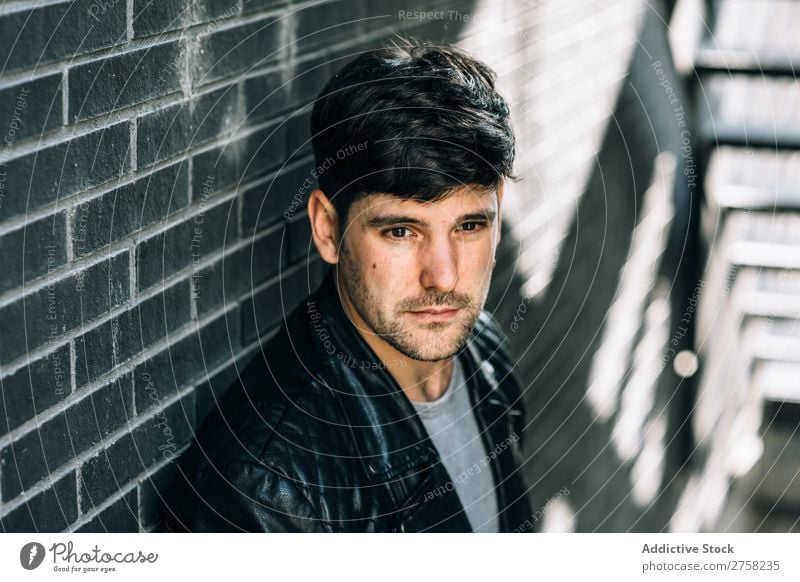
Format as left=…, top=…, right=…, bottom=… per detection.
left=410, top=357, right=500, bottom=533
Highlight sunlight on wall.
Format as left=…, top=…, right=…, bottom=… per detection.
left=586, top=152, right=676, bottom=422
left=459, top=0, right=648, bottom=301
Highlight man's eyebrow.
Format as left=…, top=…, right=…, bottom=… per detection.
left=364, top=210, right=497, bottom=228
left=461, top=210, right=497, bottom=222
left=364, top=215, right=427, bottom=228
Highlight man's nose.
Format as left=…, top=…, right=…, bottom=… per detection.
left=419, top=235, right=459, bottom=292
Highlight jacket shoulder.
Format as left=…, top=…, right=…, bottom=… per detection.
left=162, top=330, right=357, bottom=531
left=200, top=348, right=354, bottom=469
left=163, top=377, right=352, bottom=532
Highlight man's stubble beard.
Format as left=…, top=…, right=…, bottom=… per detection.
left=336, top=241, right=487, bottom=362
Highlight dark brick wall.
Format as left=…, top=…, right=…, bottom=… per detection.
left=0, top=0, right=478, bottom=533
left=0, top=0, right=694, bottom=532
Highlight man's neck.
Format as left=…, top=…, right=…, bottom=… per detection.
left=388, top=353, right=454, bottom=403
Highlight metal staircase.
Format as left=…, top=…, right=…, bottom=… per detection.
left=673, top=0, right=800, bottom=532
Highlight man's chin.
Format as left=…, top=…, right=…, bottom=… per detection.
left=396, top=347, right=460, bottom=363
left=389, top=328, right=470, bottom=362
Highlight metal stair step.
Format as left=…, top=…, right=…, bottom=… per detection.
left=706, top=147, right=800, bottom=210
left=695, top=0, right=800, bottom=74
left=699, top=74, right=800, bottom=148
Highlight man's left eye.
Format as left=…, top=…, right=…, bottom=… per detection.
left=387, top=227, right=410, bottom=238
left=460, top=222, right=484, bottom=232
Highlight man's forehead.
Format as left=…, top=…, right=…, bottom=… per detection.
left=354, top=186, right=498, bottom=215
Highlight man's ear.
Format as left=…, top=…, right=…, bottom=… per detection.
left=308, top=189, right=340, bottom=264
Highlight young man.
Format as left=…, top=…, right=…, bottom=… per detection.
left=162, top=42, right=532, bottom=532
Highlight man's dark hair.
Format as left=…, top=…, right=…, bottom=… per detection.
left=310, top=39, right=517, bottom=227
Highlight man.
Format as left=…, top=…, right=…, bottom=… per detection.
left=162, top=41, right=532, bottom=532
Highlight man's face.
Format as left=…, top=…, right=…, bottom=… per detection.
left=335, top=185, right=502, bottom=362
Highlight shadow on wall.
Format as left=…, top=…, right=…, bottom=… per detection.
left=487, top=0, right=699, bottom=532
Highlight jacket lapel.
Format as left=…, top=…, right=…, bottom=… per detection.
left=462, top=337, right=523, bottom=533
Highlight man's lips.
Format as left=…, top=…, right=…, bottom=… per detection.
left=406, top=308, right=461, bottom=322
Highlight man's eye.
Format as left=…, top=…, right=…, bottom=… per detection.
left=460, top=221, right=485, bottom=232
left=385, top=227, right=410, bottom=239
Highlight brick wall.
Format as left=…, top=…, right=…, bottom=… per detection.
left=0, top=0, right=695, bottom=532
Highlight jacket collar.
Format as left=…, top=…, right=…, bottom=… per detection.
left=305, top=270, right=439, bottom=481
left=303, top=270, right=518, bottom=531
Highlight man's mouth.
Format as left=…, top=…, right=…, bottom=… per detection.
left=406, top=308, right=461, bottom=322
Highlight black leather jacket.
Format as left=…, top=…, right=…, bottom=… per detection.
left=161, top=271, right=532, bottom=532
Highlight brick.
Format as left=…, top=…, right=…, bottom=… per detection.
left=241, top=282, right=276, bottom=344
left=73, top=321, right=114, bottom=391
left=193, top=16, right=285, bottom=89
left=241, top=67, right=292, bottom=124
left=194, top=224, right=283, bottom=318
left=0, top=123, right=130, bottom=222
left=133, top=310, right=239, bottom=412
left=242, top=0, right=289, bottom=15
left=0, top=0, right=125, bottom=74
left=69, top=42, right=183, bottom=122
left=0, top=374, right=133, bottom=502
left=287, top=54, right=332, bottom=109
left=189, top=0, right=241, bottom=30
left=0, top=471, right=78, bottom=532
left=347, top=33, right=390, bottom=54
left=294, top=0, right=365, bottom=52
left=71, top=162, right=190, bottom=259
left=0, top=252, right=130, bottom=367
left=285, top=212, right=315, bottom=266
left=0, top=211, right=67, bottom=295
left=76, top=488, right=138, bottom=532
left=0, top=344, right=71, bottom=437
left=0, top=75, right=62, bottom=143
left=74, top=280, right=191, bottom=388
left=241, top=160, right=315, bottom=234
left=79, top=393, right=194, bottom=508
left=67, top=373, right=133, bottom=443
left=191, top=144, right=241, bottom=196
left=358, top=9, right=396, bottom=37
left=136, top=86, right=243, bottom=168
left=194, top=248, right=249, bottom=317
left=135, top=197, right=238, bottom=292
left=193, top=172, right=225, bottom=203
left=137, top=459, right=179, bottom=529
left=116, top=280, right=191, bottom=357
left=132, top=0, right=192, bottom=38
left=249, top=225, right=286, bottom=284
left=285, top=108, right=312, bottom=161
left=189, top=119, right=288, bottom=192
left=133, top=0, right=239, bottom=39
left=239, top=120, right=288, bottom=181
